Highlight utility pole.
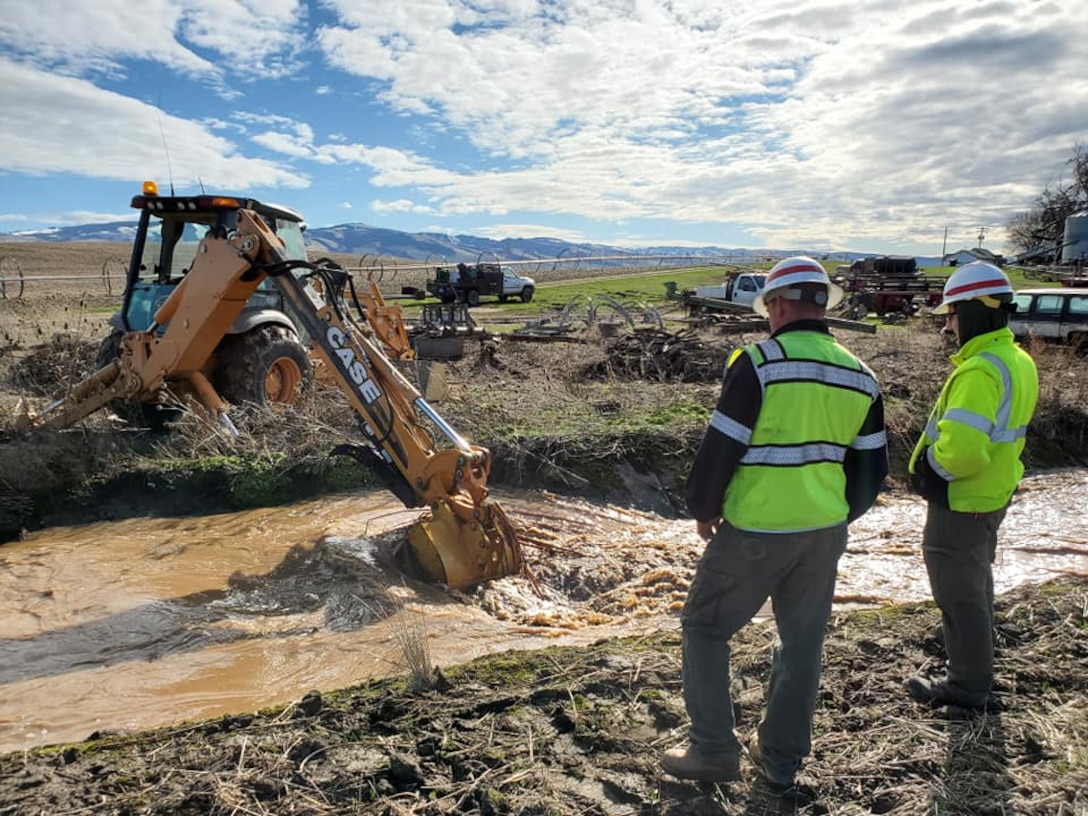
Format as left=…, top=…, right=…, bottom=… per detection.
left=941, top=226, right=949, bottom=260
left=977, top=226, right=988, bottom=248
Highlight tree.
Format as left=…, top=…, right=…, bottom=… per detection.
left=1005, top=143, right=1088, bottom=260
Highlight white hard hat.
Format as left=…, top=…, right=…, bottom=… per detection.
left=934, top=261, right=1013, bottom=314
left=752, top=256, right=844, bottom=317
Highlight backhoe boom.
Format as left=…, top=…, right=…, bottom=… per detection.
left=20, top=210, right=522, bottom=589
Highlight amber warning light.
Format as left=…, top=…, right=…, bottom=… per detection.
left=142, top=181, right=159, bottom=196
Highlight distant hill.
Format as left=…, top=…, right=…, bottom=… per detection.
left=0, top=220, right=942, bottom=268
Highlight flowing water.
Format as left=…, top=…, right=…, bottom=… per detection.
left=1, top=469, right=1086, bottom=753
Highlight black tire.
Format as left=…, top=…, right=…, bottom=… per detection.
left=95, top=330, right=124, bottom=372
left=214, top=324, right=313, bottom=407
left=498, top=294, right=508, bottom=303
left=520, top=286, right=534, bottom=303
left=465, top=288, right=481, bottom=307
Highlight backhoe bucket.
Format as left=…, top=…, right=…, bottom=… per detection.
left=405, top=498, right=522, bottom=590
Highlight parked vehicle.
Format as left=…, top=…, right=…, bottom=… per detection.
left=691, top=272, right=767, bottom=308
left=1009, top=287, right=1088, bottom=352
left=426, top=263, right=536, bottom=306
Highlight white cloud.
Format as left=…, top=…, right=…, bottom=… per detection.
left=0, top=0, right=306, bottom=80
left=176, top=0, right=307, bottom=77
left=313, top=0, right=1086, bottom=252
left=58, top=211, right=138, bottom=226
left=0, top=0, right=211, bottom=77
left=1, top=0, right=1084, bottom=254
left=0, top=59, right=310, bottom=191
left=372, top=199, right=436, bottom=215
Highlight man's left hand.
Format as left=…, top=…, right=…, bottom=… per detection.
left=696, top=519, right=722, bottom=543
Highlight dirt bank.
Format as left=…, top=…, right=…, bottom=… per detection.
left=2, top=577, right=1086, bottom=815
left=2, top=321, right=1088, bottom=541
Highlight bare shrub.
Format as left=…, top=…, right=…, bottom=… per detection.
left=391, top=609, right=434, bottom=693
left=3, top=334, right=98, bottom=396
left=1025, top=338, right=1088, bottom=466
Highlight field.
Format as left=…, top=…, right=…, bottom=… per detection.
left=1, top=242, right=1088, bottom=815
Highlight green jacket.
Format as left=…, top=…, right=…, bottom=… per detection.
left=909, top=328, right=1039, bottom=512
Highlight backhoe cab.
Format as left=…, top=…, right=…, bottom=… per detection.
left=100, top=183, right=314, bottom=424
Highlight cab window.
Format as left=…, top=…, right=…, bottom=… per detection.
left=274, top=219, right=308, bottom=261
left=1012, top=293, right=1033, bottom=314
left=139, top=218, right=206, bottom=283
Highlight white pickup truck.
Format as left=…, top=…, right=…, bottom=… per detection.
left=1009, top=288, right=1088, bottom=351
left=693, top=272, right=767, bottom=308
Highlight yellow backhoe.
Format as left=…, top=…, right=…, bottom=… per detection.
left=17, top=191, right=521, bottom=590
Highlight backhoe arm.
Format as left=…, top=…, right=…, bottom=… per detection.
left=221, top=211, right=522, bottom=589
left=17, top=227, right=277, bottom=432
left=19, top=210, right=521, bottom=589
left=220, top=212, right=522, bottom=587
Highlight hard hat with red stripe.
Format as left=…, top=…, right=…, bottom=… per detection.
left=752, top=256, right=844, bottom=317
left=934, top=261, right=1013, bottom=314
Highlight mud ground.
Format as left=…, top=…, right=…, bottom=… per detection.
left=1, top=577, right=1086, bottom=816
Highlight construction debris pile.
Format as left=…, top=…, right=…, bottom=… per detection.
left=587, top=328, right=732, bottom=383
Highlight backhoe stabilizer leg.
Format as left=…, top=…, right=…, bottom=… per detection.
left=403, top=498, right=523, bottom=590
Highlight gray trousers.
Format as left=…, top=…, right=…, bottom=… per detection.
left=680, top=522, right=847, bottom=784
left=922, top=503, right=1007, bottom=705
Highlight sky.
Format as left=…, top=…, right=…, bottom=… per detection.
left=0, top=0, right=1084, bottom=258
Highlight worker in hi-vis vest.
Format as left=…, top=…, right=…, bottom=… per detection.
left=906, top=261, right=1038, bottom=712
left=663, top=257, right=887, bottom=794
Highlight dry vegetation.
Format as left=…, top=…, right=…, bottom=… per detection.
left=2, top=255, right=1088, bottom=539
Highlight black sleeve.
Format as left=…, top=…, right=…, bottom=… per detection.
left=843, top=393, right=889, bottom=522
left=909, top=447, right=950, bottom=508
left=685, top=350, right=762, bottom=522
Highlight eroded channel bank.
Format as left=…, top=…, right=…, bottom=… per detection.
left=2, top=470, right=1085, bottom=754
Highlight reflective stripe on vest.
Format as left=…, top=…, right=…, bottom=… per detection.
left=710, top=410, right=753, bottom=445
left=740, top=339, right=883, bottom=468
left=721, top=334, right=882, bottom=532
left=922, top=352, right=1028, bottom=482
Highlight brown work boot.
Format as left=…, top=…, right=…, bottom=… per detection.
left=661, top=744, right=741, bottom=783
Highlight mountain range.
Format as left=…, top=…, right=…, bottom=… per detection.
left=0, top=220, right=942, bottom=268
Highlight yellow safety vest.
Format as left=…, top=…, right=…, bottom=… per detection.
left=909, top=328, right=1039, bottom=512
left=723, top=332, right=882, bottom=532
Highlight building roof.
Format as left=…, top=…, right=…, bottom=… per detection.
left=942, top=247, right=1003, bottom=264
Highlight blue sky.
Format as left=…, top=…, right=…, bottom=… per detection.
left=0, top=0, right=1084, bottom=257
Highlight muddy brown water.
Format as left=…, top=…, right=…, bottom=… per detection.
left=2, top=470, right=1086, bottom=754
